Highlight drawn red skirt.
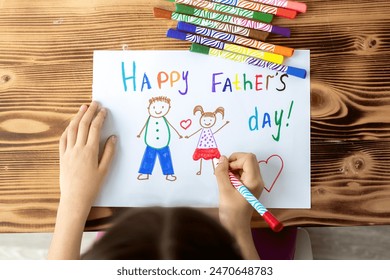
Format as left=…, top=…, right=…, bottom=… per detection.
left=193, top=148, right=221, bottom=161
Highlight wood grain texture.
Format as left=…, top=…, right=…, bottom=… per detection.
left=1, top=0, right=390, bottom=232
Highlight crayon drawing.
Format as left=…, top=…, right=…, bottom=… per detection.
left=137, top=96, right=183, bottom=182
left=92, top=50, right=311, bottom=208
left=185, top=105, right=229, bottom=175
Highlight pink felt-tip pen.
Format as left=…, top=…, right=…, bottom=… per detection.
left=251, top=0, right=307, bottom=13
left=228, top=171, right=284, bottom=232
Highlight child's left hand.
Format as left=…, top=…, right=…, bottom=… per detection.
left=59, top=101, right=116, bottom=220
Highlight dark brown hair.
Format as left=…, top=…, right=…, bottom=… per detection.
left=82, top=207, right=242, bottom=260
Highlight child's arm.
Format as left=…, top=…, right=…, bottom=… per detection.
left=214, top=153, right=264, bottom=260
left=185, top=128, right=202, bottom=139
left=48, top=102, right=116, bottom=260
left=213, top=120, right=230, bottom=135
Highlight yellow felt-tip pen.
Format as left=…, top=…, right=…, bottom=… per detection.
left=167, top=29, right=284, bottom=65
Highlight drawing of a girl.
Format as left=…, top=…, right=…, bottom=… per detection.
left=185, top=105, right=229, bottom=175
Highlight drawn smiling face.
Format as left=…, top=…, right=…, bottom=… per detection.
left=149, top=101, right=170, bottom=118
left=200, top=115, right=216, bottom=128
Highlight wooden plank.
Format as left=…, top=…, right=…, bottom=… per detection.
left=1, top=0, right=390, bottom=232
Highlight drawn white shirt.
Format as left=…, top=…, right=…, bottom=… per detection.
left=144, top=116, right=170, bottom=149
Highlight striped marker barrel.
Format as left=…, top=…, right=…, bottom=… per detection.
left=229, top=172, right=284, bottom=232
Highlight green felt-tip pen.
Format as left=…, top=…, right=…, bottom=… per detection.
left=176, top=4, right=290, bottom=37
left=173, top=0, right=273, bottom=24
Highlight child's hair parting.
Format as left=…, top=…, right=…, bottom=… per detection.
left=81, top=207, right=242, bottom=260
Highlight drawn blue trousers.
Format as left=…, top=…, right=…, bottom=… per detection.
left=138, top=145, right=174, bottom=175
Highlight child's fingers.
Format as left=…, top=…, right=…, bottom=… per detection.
left=86, top=107, right=107, bottom=148
left=215, top=156, right=235, bottom=195
left=66, top=104, right=88, bottom=148
left=229, top=153, right=259, bottom=170
left=229, top=153, right=262, bottom=189
left=229, top=152, right=258, bottom=171
left=98, top=135, right=117, bottom=175
left=76, top=101, right=99, bottom=146
left=59, top=127, right=68, bottom=157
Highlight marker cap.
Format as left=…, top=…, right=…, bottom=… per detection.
left=190, top=43, right=209, bottom=54
left=271, top=25, right=291, bottom=37
left=286, top=66, right=307, bottom=79
left=263, top=211, right=284, bottom=232
left=177, top=22, right=197, bottom=33
left=286, top=1, right=307, bottom=13
left=263, top=52, right=284, bottom=65
left=175, top=3, right=195, bottom=14
left=166, top=29, right=187, bottom=41
left=274, top=45, right=294, bottom=57
left=277, top=8, right=297, bottom=19
left=253, top=11, right=273, bottom=23
left=153, top=7, right=172, bottom=19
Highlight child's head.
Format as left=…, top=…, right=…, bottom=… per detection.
left=82, top=207, right=242, bottom=260
left=193, top=105, right=225, bottom=128
left=148, top=96, right=171, bottom=118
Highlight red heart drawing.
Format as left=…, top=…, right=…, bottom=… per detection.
left=258, top=154, right=284, bottom=193
left=180, top=119, right=192, bottom=130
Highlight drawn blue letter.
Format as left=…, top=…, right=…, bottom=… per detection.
left=248, top=107, right=259, bottom=131
left=122, top=61, right=136, bottom=92
left=141, top=73, right=151, bottom=91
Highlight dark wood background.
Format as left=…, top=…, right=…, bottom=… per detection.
left=1, top=0, right=390, bottom=232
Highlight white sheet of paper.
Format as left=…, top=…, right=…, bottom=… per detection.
left=92, top=50, right=310, bottom=208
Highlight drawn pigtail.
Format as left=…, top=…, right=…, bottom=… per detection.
left=193, top=105, right=204, bottom=116
left=214, top=107, right=225, bottom=119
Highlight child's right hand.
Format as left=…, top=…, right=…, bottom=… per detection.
left=214, top=153, right=264, bottom=237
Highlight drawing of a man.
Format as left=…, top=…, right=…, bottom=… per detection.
left=137, top=96, right=182, bottom=181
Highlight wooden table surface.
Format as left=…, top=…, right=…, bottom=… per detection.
left=1, top=0, right=390, bottom=232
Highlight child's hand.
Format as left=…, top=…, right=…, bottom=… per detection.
left=59, top=101, right=116, bottom=220
left=48, top=102, right=116, bottom=260
left=214, top=153, right=264, bottom=236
